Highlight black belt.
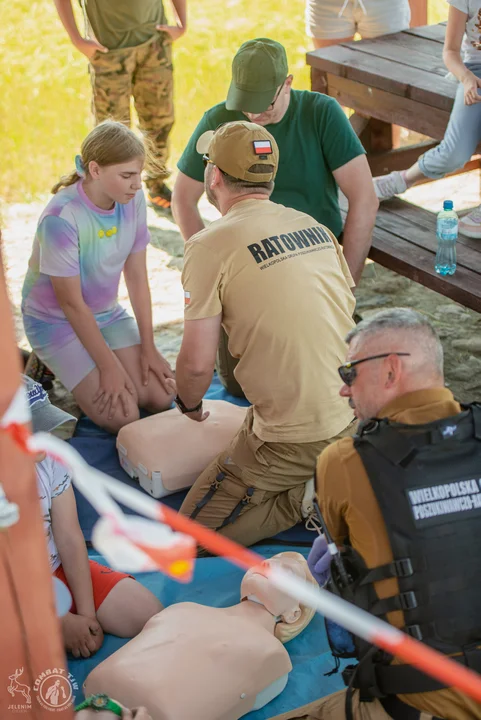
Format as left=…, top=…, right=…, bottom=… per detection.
left=374, top=651, right=481, bottom=696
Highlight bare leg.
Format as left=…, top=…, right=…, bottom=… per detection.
left=405, top=161, right=425, bottom=186
left=72, top=364, right=140, bottom=434
left=96, top=578, right=163, bottom=637
left=113, top=345, right=174, bottom=413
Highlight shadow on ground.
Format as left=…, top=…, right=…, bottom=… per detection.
left=153, top=320, right=184, bottom=366
left=149, top=224, right=185, bottom=271
left=356, top=265, right=481, bottom=402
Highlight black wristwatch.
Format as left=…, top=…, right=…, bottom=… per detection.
left=174, top=394, right=203, bottom=414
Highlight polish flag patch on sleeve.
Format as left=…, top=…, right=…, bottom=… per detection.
left=184, top=291, right=191, bottom=306
left=253, top=140, right=273, bottom=155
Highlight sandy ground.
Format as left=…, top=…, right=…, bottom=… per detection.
left=2, top=173, right=481, bottom=416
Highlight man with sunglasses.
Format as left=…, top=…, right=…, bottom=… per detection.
left=171, top=120, right=357, bottom=547
left=172, top=38, right=378, bottom=396
left=271, top=307, right=481, bottom=720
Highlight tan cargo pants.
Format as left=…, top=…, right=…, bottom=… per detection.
left=268, top=690, right=437, bottom=720
left=179, top=407, right=356, bottom=547
left=89, top=33, right=174, bottom=195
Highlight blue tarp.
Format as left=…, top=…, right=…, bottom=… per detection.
left=69, top=548, right=346, bottom=718
left=67, top=375, right=345, bottom=717
left=70, top=375, right=314, bottom=546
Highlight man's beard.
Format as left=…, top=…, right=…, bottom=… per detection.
left=205, top=182, right=219, bottom=210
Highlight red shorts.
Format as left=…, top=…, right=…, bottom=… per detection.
left=54, top=560, right=133, bottom=614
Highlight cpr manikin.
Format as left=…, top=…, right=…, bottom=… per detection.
left=117, top=400, right=247, bottom=498
left=84, top=552, right=317, bottom=720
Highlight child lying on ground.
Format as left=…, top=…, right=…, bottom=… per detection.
left=25, top=375, right=162, bottom=658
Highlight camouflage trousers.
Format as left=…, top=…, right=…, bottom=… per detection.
left=89, top=33, right=174, bottom=194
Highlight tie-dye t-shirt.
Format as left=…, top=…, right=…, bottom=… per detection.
left=22, top=181, right=150, bottom=322
left=36, top=456, right=72, bottom=571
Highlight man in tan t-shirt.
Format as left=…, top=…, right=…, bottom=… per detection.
left=169, top=120, right=356, bottom=546
left=270, top=308, right=481, bottom=720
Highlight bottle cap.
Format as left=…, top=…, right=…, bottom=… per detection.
left=443, top=200, right=454, bottom=210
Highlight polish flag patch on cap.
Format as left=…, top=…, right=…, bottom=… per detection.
left=184, top=291, right=191, bottom=306
left=253, top=140, right=273, bottom=156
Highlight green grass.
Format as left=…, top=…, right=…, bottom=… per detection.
left=429, top=0, right=449, bottom=24
left=1, top=0, right=449, bottom=202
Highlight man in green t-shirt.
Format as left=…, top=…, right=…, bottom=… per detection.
left=54, top=0, right=187, bottom=215
left=173, top=38, right=378, bottom=396
left=173, top=38, right=378, bottom=282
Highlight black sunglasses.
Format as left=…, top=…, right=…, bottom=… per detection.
left=203, top=153, right=228, bottom=176
left=338, top=353, right=411, bottom=387
left=267, top=82, right=285, bottom=110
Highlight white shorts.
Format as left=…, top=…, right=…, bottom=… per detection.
left=23, top=306, right=141, bottom=392
left=306, top=0, right=411, bottom=40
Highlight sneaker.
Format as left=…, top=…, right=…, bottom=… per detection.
left=148, top=184, right=172, bottom=218
left=459, top=205, right=481, bottom=239
left=373, top=171, right=407, bottom=201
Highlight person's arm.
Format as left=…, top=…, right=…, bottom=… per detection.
left=172, top=171, right=205, bottom=241
left=52, top=485, right=96, bottom=618
left=157, top=0, right=187, bottom=41
left=123, top=250, right=174, bottom=390
left=316, top=444, right=349, bottom=546
left=170, top=238, right=223, bottom=419
left=53, top=0, right=107, bottom=59
left=333, top=155, right=378, bottom=286
left=51, top=479, right=103, bottom=658
left=52, top=276, right=116, bottom=371
left=51, top=276, right=135, bottom=416
left=175, top=314, right=222, bottom=420
left=444, top=5, right=481, bottom=104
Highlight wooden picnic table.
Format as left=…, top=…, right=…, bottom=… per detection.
left=307, top=23, right=481, bottom=314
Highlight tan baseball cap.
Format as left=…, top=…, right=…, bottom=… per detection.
left=196, top=121, right=279, bottom=183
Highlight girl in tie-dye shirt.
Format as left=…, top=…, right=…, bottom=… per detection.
left=22, top=121, right=174, bottom=433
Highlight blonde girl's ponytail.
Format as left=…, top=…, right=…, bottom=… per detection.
left=51, top=165, right=83, bottom=194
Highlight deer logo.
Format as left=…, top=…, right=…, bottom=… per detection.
left=8, top=668, right=31, bottom=704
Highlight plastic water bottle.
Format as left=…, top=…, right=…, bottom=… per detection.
left=435, top=200, right=457, bottom=276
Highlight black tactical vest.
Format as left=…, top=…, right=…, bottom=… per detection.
left=337, top=403, right=481, bottom=698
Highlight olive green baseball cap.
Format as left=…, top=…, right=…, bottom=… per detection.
left=196, top=121, right=279, bottom=182
left=226, top=38, right=288, bottom=114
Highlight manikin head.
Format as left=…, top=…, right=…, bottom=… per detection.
left=196, top=121, right=279, bottom=215
left=338, top=308, right=445, bottom=421
left=225, top=38, right=294, bottom=126
left=240, top=551, right=317, bottom=643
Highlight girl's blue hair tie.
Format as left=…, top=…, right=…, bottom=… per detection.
left=75, top=154, right=86, bottom=177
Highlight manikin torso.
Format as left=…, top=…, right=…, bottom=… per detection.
left=117, top=400, right=247, bottom=496
left=85, top=553, right=316, bottom=720
left=85, top=600, right=291, bottom=720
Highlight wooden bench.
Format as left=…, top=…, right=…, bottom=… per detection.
left=340, top=197, right=481, bottom=313
left=307, top=24, right=481, bottom=313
